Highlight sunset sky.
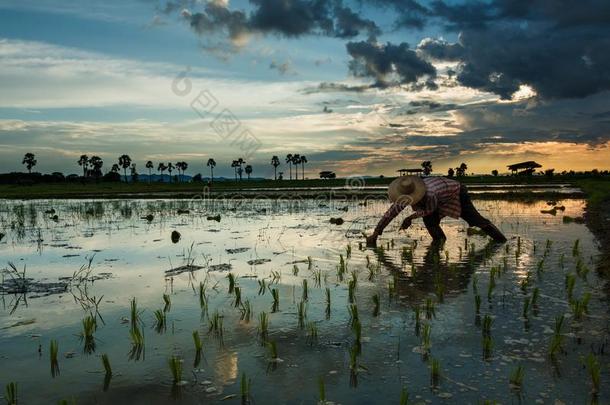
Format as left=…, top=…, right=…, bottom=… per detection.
left=1, top=0, right=609, bottom=178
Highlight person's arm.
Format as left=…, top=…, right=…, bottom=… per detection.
left=366, top=202, right=407, bottom=245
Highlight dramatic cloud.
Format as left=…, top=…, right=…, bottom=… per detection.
left=346, top=40, right=436, bottom=87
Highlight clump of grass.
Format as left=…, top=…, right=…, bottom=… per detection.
left=388, top=279, right=396, bottom=299
left=5, top=382, right=17, bottom=405
left=536, top=259, right=545, bottom=274
left=163, top=293, right=171, bottom=312
left=208, top=311, right=223, bottom=337
left=313, top=269, right=322, bottom=287
left=307, top=322, right=318, bottom=345
left=101, top=353, right=112, bottom=376
left=352, top=319, right=362, bottom=353
left=509, top=364, right=524, bottom=390
left=270, top=270, right=281, bottom=284
left=302, top=279, right=308, bottom=301
left=293, top=264, right=299, bottom=276
left=548, top=333, right=564, bottom=360
left=130, top=298, right=143, bottom=331
left=227, top=273, right=236, bottom=294
left=584, top=354, right=601, bottom=395
left=298, top=300, right=307, bottom=329
left=482, top=336, right=493, bottom=360
left=154, top=309, right=167, bottom=333
left=348, top=303, right=359, bottom=327
left=522, top=297, right=531, bottom=319
left=325, top=287, right=331, bottom=318
left=128, top=324, right=145, bottom=361
left=240, top=299, right=252, bottom=322
left=348, top=279, right=356, bottom=303
left=421, top=323, right=431, bottom=355
left=198, top=282, right=208, bottom=310
left=193, top=330, right=203, bottom=352
left=168, top=356, right=183, bottom=384
left=267, top=340, right=278, bottom=361
left=572, top=239, right=580, bottom=257
left=571, top=297, right=587, bottom=321
left=258, top=312, right=269, bottom=342
left=271, top=288, right=279, bottom=312
left=399, top=386, right=409, bottom=405
left=318, top=376, right=326, bottom=403
left=80, top=314, right=97, bottom=353
left=576, top=258, right=590, bottom=279
left=425, top=298, right=435, bottom=320
left=482, top=314, right=493, bottom=337
left=430, top=358, right=441, bottom=387
left=565, top=274, right=576, bottom=300
left=234, top=286, right=243, bottom=308
left=372, top=293, right=380, bottom=317
left=50, top=339, right=60, bottom=377
left=241, top=372, right=251, bottom=403
left=531, top=287, right=540, bottom=308
left=258, top=279, right=267, bottom=295
left=346, top=244, right=352, bottom=258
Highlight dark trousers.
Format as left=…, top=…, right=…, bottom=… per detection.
left=424, top=185, right=504, bottom=241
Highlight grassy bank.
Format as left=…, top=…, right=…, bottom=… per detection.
left=576, top=178, right=610, bottom=276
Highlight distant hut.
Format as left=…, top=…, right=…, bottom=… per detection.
left=507, top=161, right=542, bottom=175
left=397, top=168, right=424, bottom=176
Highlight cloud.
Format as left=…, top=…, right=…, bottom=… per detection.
left=269, top=59, right=296, bottom=75
left=346, top=40, right=436, bottom=87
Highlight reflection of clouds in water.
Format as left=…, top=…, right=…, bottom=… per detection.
left=214, top=350, right=239, bottom=386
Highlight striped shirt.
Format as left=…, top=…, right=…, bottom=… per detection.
left=374, top=177, right=462, bottom=235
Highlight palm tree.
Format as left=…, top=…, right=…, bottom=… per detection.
left=207, top=158, right=216, bottom=182
left=456, top=162, right=468, bottom=177
left=231, top=160, right=239, bottom=181
left=157, top=162, right=168, bottom=182
left=447, top=168, right=455, bottom=177
left=180, top=161, right=188, bottom=181
left=111, top=164, right=120, bottom=173
left=22, top=153, right=37, bottom=173
left=292, top=154, right=301, bottom=181
left=271, top=156, right=280, bottom=180
left=421, top=161, right=433, bottom=176
left=89, top=156, right=104, bottom=180
left=130, top=164, right=138, bottom=182
left=146, top=161, right=153, bottom=183
left=286, top=154, right=293, bottom=180
left=245, top=164, right=253, bottom=180
left=78, top=155, right=89, bottom=178
left=118, top=154, right=132, bottom=182
left=299, top=155, right=307, bottom=180
left=167, top=162, right=174, bottom=183
left=491, top=169, right=499, bottom=177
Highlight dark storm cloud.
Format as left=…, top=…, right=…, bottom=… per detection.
left=346, top=40, right=436, bottom=87
left=333, top=4, right=380, bottom=38
left=248, top=0, right=334, bottom=37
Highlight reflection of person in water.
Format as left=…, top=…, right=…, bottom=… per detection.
left=367, top=176, right=507, bottom=246
left=373, top=240, right=501, bottom=303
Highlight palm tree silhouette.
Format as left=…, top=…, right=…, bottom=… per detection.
left=299, top=155, right=307, bottom=180
left=118, top=155, right=132, bottom=182
left=231, top=160, right=239, bottom=181
left=292, top=154, right=301, bottom=181
left=89, top=156, right=104, bottom=180
left=447, top=168, right=455, bottom=177
left=271, top=156, right=280, bottom=180
left=207, top=158, right=216, bottom=182
left=167, top=162, right=174, bottom=183
left=157, top=162, right=168, bottom=182
left=22, top=153, right=37, bottom=173
left=286, top=154, right=293, bottom=180
left=456, top=162, right=468, bottom=177
left=146, top=161, right=153, bottom=183
left=421, top=161, right=433, bottom=176
left=245, top=164, right=253, bottom=180
left=78, top=155, right=89, bottom=178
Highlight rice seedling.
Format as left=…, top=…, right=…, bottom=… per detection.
left=130, top=298, right=143, bottom=331
left=536, top=259, right=544, bottom=274
left=208, top=311, right=223, bottom=337
left=5, top=382, right=17, bottom=405
left=482, top=336, right=493, bottom=360
left=198, top=282, right=208, bottom=310
left=352, top=319, right=362, bottom=354
left=50, top=339, right=60, bottom=377
left=346, top=244, right=352, bottom=258
left=576, top=258, right=590, bottom=279
left=482, top=314, right=493, bottom=337
left=570, top=297, right=587, bottom=321
left=348, top=279, right=356, bottom=303
left=565, top=273, right=576, bottom=300
left=509, top=364, right=524, bottom=390
left=487, top=272, right=496, bottom=302
left=240, top=299, right=252, bottom=322
left=572, top=239, right=580, bottom=257
left=425, top=298, right=436, bottom=320
left=80, top=314, right=97, bottom=353
left=325, top=287, right=331, bottom=318
left=348, top=303, right=359, bottom=327
left=153, top=309, right=167, bottom=333
left=421, top=323, right=431, bottom=354
left=302, top=279, right=308, bottom=301
left=472, top=274, right=478, bottom=295
left=388, top=279, right=396, bottom=299
left=414, top=305, right=421, bottom=334
left=168, top=356, right=183, bottom=384
left=271, top=288, right=279, bottom=312
left=435, top=281, right=445, bottom=303
left=318, top=376, right=326, bottom=403
left=475, top=294, right=481, bottom=315
left=298, top=300, right=307, bottom=328
left=163, top=293, right=171, bottom=312
left=554, top=314, right=565, bottom=335
left=531, top=287, right=540, bottom=309
left=430, top=357, right=441, bottom=387
left=308, top=256, right=313, bottom=270
left=241, top=372, right=251, bottom=404
left=522, top=297, right=531, bottom=318
left=270, top=270, right=281, bottom=284
left=584, top=353, right=601, bottom=394
left=228, top=273, right=236, bottom=294
left=307, top=322, right=319, bottom=345
left=258, top=311, right=269, bottom=341
left=258, top=279, right=267, bottom=295
left=234, top=286, right=243, bottom=308
left=193, top=330, right=203, bottom=352
left=101, top=353, right=112, bottom=376
left=372, top=293, right=380, bottom=317
left=128, top=324, right=145, bottom=361
left=293, top=264, right=299, bottom=276
left=338, top=254, right=346, bottom=276
left=548, top=333, right=564, bottom=359
left=312, top=269, right=322, bottom=287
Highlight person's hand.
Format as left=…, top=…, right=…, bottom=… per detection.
left=400, top=217, right=412, bottom=230
left=366, top=233, right=378, bottom=247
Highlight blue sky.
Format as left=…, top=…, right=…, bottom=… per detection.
left=1, top=0, right=609, bottom=178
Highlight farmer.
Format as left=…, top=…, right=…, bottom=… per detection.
left=366, top=176, right=507, bottom=246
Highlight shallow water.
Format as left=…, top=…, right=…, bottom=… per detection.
left=0, top=197, right=608, bottom=404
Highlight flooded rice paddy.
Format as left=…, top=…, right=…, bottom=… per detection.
left=0, top=196, right=608, bottom=404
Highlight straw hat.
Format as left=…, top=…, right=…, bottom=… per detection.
left=388, top=176, right=426, bottom=205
